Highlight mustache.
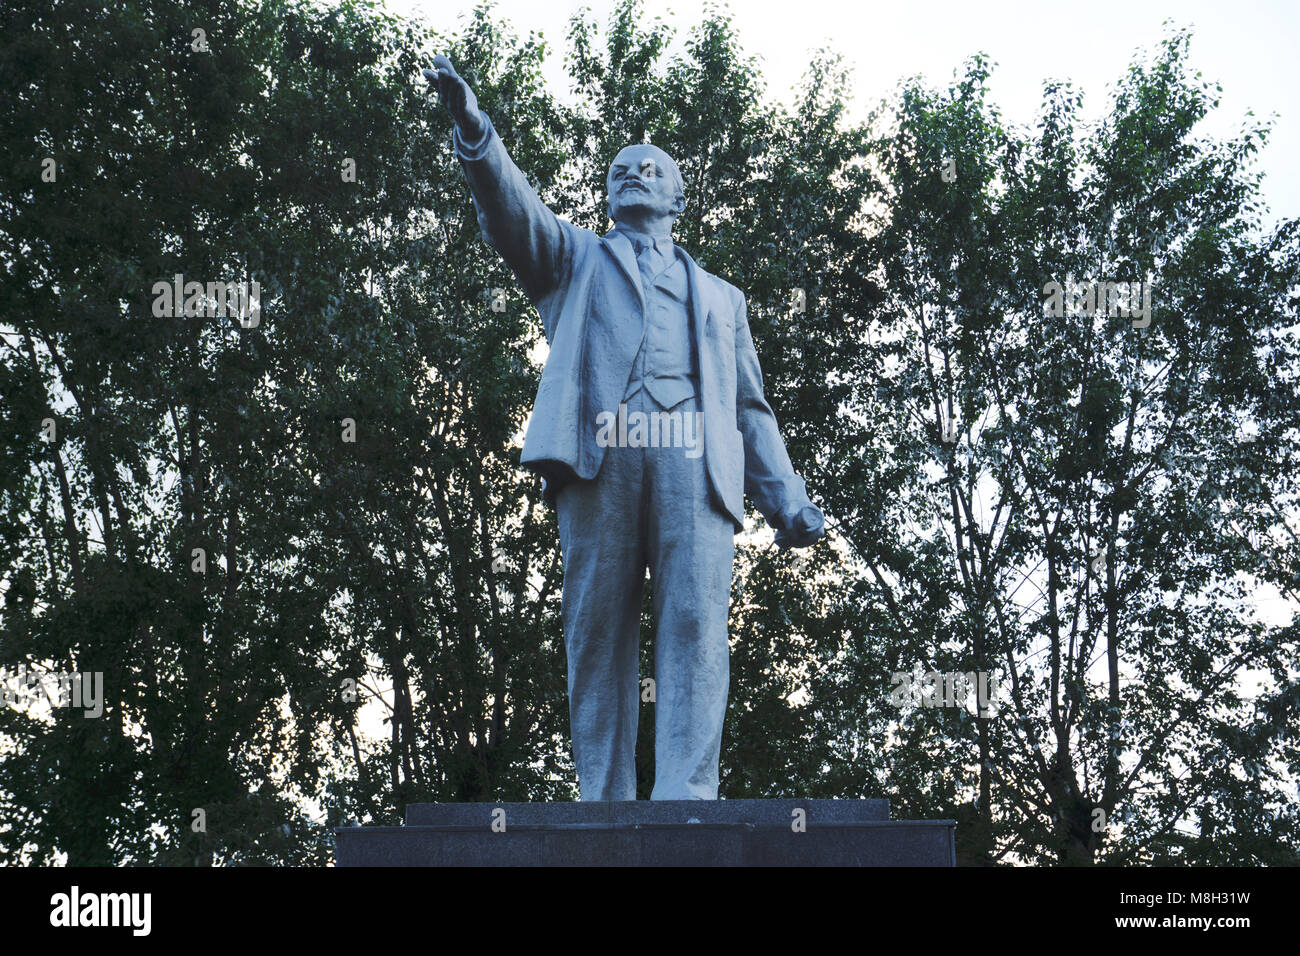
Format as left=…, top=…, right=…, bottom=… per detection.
left=619, top=181, right=649, bottom=193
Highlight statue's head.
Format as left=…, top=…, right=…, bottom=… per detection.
left=606, top=144, right=685, bottom=227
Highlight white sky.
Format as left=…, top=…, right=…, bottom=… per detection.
left=383, top=0, right=1300, bottom=229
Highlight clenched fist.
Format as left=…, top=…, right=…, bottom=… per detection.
left=775, top=503, right=825, bottom=550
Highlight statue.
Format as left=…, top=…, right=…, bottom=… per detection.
left=425, top=56, right=824, bottom=801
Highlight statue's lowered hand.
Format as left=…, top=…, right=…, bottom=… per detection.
left=422, top=55, right=485, bottom=141
left=774, top=503, right=825, bottom=551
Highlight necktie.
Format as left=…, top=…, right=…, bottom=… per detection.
left=632, top=234, right=661, bottom=295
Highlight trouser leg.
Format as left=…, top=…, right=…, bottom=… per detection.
left=644, top=395, right=736, bottom=800
left=555, top=432, right=646, bottom=802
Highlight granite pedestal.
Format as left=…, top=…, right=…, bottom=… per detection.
left=335, top=799, right=955, bottom=866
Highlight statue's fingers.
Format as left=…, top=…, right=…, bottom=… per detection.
left=431, top=54, right=457, bottom=78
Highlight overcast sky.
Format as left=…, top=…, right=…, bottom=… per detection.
left=384, top=0, right=1300, bottom=229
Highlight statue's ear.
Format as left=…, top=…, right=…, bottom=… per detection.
left=671, top=193, right=686, bottom=216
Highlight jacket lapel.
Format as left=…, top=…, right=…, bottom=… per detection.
left=676, top=246, right=712, bottom=363
left=601, top=229, right=646, bottom=315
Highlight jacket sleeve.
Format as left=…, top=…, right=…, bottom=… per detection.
left=452, top=109, right=572, bottom=306
left=733, top=291, right=812, bottom=529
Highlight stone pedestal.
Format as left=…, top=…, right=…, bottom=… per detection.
left=335, top=799, right=955, bottom=866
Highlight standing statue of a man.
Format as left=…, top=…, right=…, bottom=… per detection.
left=425, top=56, right=824, bottom=801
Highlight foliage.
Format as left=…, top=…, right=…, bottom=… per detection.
left=1, top=0, right=1295, bottom=864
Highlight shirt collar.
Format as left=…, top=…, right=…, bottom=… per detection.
left=613, top=221, right=674, bottom=253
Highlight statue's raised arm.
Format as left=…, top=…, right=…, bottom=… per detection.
left=424, top=56, right=570, bottom=305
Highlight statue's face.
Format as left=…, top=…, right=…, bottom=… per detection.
left=606, top=145, right=684, bottom=224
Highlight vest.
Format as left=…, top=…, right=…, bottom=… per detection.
left=621, top=230, right=698, bottom=409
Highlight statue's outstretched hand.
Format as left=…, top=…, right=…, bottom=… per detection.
left=422, top=55, right=486, bottom=141
left=774, top=503, right=825, bottom=551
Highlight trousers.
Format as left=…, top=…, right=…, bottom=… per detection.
left=556, top=389, right=735, bottom=800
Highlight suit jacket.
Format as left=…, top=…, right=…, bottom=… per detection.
left=453, top=111, right=810, bottom=532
